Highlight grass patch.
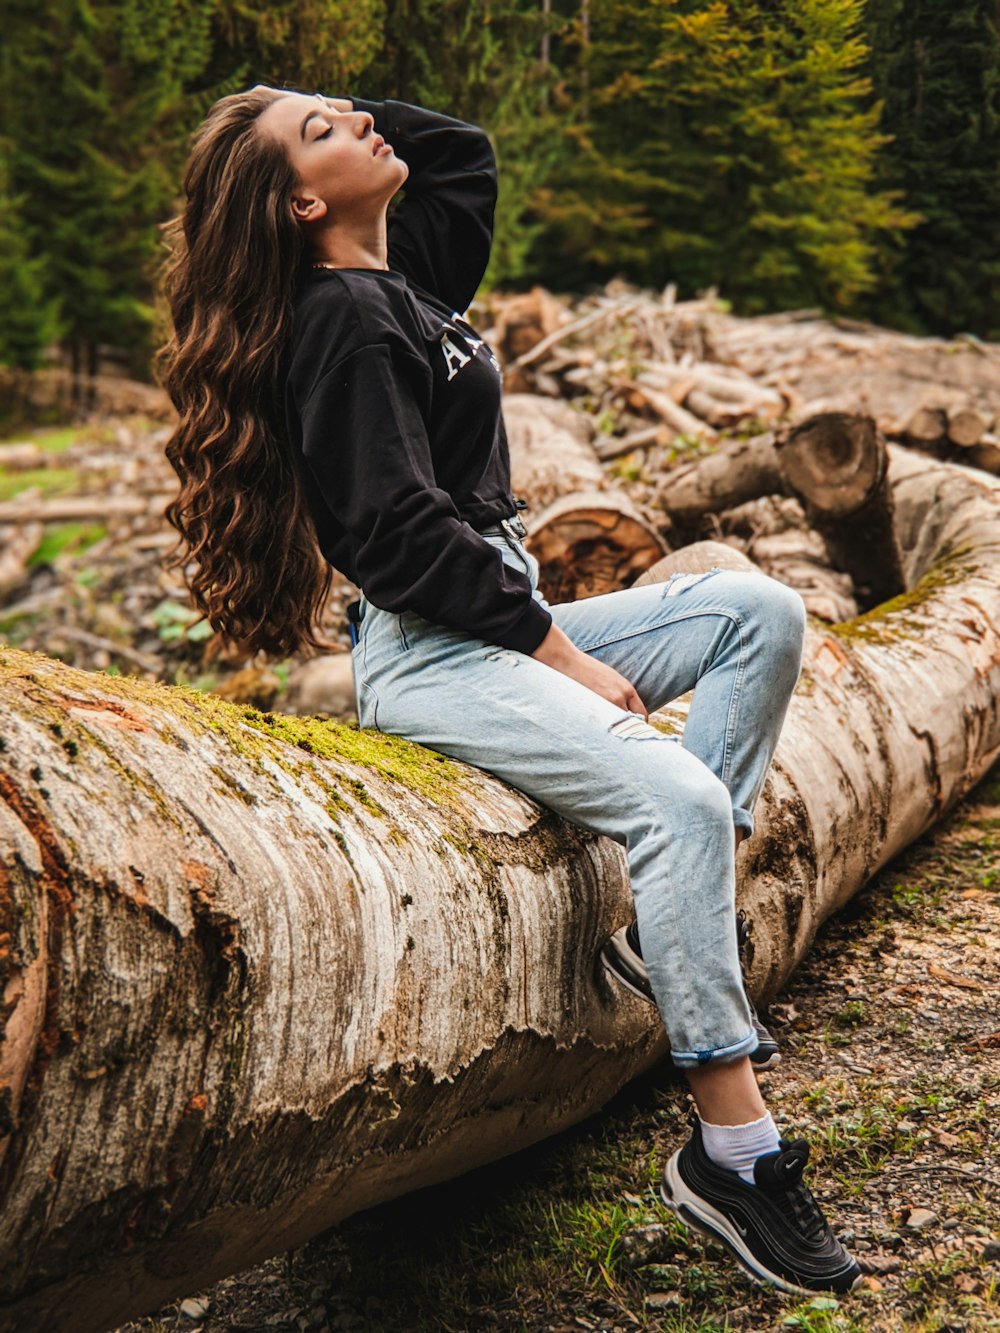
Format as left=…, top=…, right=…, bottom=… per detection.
left=28, top=521, right=106, bottom=566
left=0, top=465, right=81, bottom=502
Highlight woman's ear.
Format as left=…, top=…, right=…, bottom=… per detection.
left=291, top=191, right=328, bottom=225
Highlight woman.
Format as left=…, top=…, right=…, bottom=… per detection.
left=159, top=84, right=861, bottom=1298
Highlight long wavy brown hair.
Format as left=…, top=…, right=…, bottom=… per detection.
left=157, top=87, right=339, bottom=663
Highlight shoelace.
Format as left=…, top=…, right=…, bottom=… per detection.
left=768, top=1142, right=829, bottom=1240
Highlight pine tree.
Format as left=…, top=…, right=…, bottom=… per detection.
left=863, top=0, right=1000, bottom=338
left=4, top=0, right=214, bottom=385
left=528, top=0, right=921, bottom=315
left=0, top=146, right=59, bottom=371
left=357, top=0, right=563, bottom=286
left=201, top=0, right=385, bottom=97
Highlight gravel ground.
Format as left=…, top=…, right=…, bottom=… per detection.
left=116, top=763, right=1000, bottom=1333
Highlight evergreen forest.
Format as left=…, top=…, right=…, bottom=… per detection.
left=1, top=0, right=999, bottom=379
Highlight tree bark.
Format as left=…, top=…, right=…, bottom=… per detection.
left=1, top=447, right=999, bottom=1330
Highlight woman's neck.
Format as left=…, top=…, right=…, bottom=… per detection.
left=309, top=223, right=389, bottom=271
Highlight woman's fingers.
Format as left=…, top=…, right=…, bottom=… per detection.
left=625, top=688, right=649, bottom=721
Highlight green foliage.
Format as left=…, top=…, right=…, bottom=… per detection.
left=2, top=0, right=998, bottom=378
left=528, top=0, right=922, bottom=315
left=3, top=0, right=215, bottom=372
left=150, top=597, right=214, bottom=643
left=0, top=149, right=59, bottom=369
left=201, top=0, right=384, bottom=96
left=861, top=0, right=1000, bottom=338
left=28, top=522, right=107, bottom=567
left=357, top=0, right=563, bottom=284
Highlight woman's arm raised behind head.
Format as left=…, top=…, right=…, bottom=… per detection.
left=346, top=97, right=497, bottom=315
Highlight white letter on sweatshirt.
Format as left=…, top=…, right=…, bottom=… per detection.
left=441, top=331, right=472, bottom=381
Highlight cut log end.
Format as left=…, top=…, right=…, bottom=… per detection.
left=527, top=493, right=669, bottom=601
left=776, top=413, right=886, bottom=517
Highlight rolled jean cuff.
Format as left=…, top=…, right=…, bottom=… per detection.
left=733, top=806, right=754, bottom=838
left=669, top=1025, right=759, bottom=1070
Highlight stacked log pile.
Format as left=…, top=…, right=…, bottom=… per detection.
left=0, top=281, right=997, bottom=701
left=474, top=281, right=1000, bottom=472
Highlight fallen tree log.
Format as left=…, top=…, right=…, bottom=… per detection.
left=1, top=449, right=1000, bottom=1330
left=655, top=431, right=784, bottom=536
left=503, top=394, right=669, bottom=599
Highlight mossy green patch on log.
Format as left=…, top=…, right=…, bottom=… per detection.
left=0, top=650, right=471, bottom=811
left=830, top=553, right=976, bottom=647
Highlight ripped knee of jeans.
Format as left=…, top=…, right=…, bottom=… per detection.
left=661, top=568, right=719, bottom=598
left=608, top=713, right=673, bottom=742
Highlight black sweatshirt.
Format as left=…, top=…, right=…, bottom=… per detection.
left=281, top=98, right=554, bottom=656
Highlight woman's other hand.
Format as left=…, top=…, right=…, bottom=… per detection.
left=531, top=622, right=648, bottom=719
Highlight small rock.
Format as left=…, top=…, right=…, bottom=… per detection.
left=620, top=1223, right=673, bottom=1268
left=934, top=1129, right=962, bottom=1149
left=284, top=654, right=357, bottom=719
left=943, top=1218, right=962, bottom=1230
left=859, top=1252, right=903, bottom=1275
left=644, top=1292, right=681, bottom=1311
left=905, top=1208, right=938, bottom=1231
left=214, top=664, right=283, bottom=709
left=179, top=1298, right=211, bottom=1322
left=983, top=1240, right=1000, bottom=1261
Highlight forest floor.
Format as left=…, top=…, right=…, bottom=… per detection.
left=116, top=763, right=1000, bottom=1333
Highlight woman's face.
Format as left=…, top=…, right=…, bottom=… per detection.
left=256, top=89, right=408, bottom=225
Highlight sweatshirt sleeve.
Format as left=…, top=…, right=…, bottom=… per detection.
left=346, top=97, right=497, bottom=314
left=299, top=339, right=553, bottom=655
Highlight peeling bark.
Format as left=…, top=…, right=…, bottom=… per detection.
left=0, top=447, right=999, bottom=1330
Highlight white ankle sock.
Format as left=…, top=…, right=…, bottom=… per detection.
left=699, top=1111, right=781, bottom=1184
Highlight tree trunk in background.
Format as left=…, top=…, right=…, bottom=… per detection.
left=776, top=413, right=907, bottom=610
left=1, top=447, right=999, bottom=1330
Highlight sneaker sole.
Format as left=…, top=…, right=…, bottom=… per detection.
left=600, top=947, right=657, bottom=1005
left=660, top=1150, right=862, bottom=1299
left=601, top=952, right=782, bottom=1071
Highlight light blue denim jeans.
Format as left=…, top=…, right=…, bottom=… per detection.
left=351, top=531, right=806, bottom=1067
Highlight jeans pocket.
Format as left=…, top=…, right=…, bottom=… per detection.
left=397, top=610, right=417, bottom=652
left=356, top=676, right=380, bottom=730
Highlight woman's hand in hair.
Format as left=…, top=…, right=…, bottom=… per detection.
left=249, top=85, right=353, bottom=114
left=530, top=622, right=648, bottom=719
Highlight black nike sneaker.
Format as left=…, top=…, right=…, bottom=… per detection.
left=661, top=1115, right=862, bottom=1296
left=601, top=914, right=781, bottom=1070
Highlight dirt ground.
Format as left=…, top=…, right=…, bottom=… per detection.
left=116, top=763, right=1000, bottom=1333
